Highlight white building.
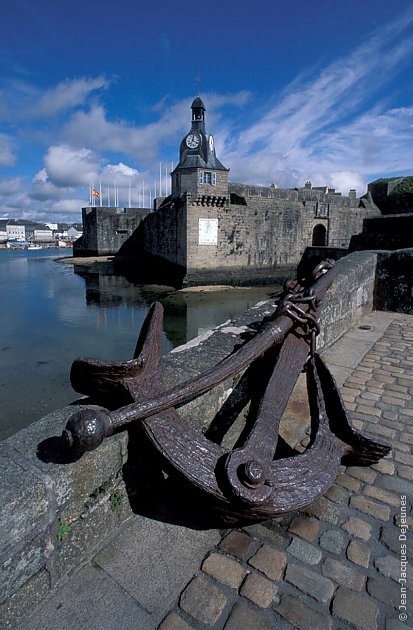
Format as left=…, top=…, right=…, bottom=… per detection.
left=34, top=229, right=53, bottom=242
left=67, top=227, right=82, bottom=240
left=6, top=225, right=25, bottom=241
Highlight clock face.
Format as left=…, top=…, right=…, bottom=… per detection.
left=209, top=135, right=214, bottom=151
left=186, top=133, right=200, bottom=149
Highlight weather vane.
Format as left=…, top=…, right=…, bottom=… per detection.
left=195, top=73, right=201, bottom=96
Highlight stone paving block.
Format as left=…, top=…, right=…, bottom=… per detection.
left=342, top=516, right=372, bottom=541
left=363, top=485, right=401, bottom=507
left=287, top=515, right=319, bottom=541
left=394, top=514, right=413, bottom=529
left=219, top=530, right=257, bottom=560
left=381, top=474, right=413, bottom=498
left=382, top=410, right=402, bottom=422
left=240, top=572, right=278, bottom=608
left=374, top=555, right=413, bottom=589
left=324, top=484, right=350, bottom=504
left=273, top=594, right=332, bottom=629
left=224, top=602, right=283, bottom=630
left=322, top=557, right=366, bottom=590
left=359, top=391, right=381, bottom=401
left=158, top=612, right=195, bottom=630
left=202, top=553, right=246, bottom=589
left=346, top=466, right=377, bottom=483
left=366, top=577, right=401, bottom=609
left=319, top=528, right=348, bottom=554
left=304, top=496, right=340, bottom=524
left=332, top=587, right=379, bottom=630
left=94, top=515, right=220, bottom=620
left=244, top=523, right=289, bottom=548
left=364, top=424, right=397, bottom=439
left=390, top=440, right=410, bottom=453
left=387, top=383, right=409, bottom=394
left=248, top=545, right=287, bottom=581
left=400, top=431, right=413, bottom=445
left=374, top=373, right=396, bottom=383
left=382, top=395, right=409, bottom=406
left=284, top=564, right=335, bottom=603
left=17, top=565, right=151, bottom=630
left=335, top=473, right=362, bottom=492
left=180, top=576, right=227, bottom=626
left=286, top=537, right=322, bottom=565
left=380, top=527, right=413, bottom=558
left=397, top=464, right=413, bottom=481
left=356, top=404, right=382, bottom=417
left=346, top=539, right=371, bottom=567
left=371, top=459, right=395, bottom=475
left=350, top=495, right=391, bottom=521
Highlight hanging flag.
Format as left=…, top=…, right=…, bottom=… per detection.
left=92, top=189, right=100, bottom=198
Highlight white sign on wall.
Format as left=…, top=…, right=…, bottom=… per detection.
left=198, top=218, right=218, bottom=245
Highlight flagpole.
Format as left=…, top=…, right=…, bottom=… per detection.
left=128, top=180, right=131, bottom=208
left=159, top=162, right=162, bottom=197
left=142, top=179, right=145, bottom=207
left=99, top=179, right=102, bottom=207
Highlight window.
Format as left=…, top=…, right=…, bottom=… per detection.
left=198, top=171, right=216, bottom=185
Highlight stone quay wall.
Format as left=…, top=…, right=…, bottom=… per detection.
left=74, top=207, right=151, bottom=257
left=0, top=251, right=395, bottom=622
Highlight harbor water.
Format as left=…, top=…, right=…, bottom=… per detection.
left=0, top=249, right=280, bottom=440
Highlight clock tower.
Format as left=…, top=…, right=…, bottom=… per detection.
left=171, top=97, right=229, bottom=204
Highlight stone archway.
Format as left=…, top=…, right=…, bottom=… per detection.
left=312, top=224, right=327, bottom=246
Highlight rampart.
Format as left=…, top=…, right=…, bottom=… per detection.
left=74, top=207, right=151, bottom=257
left=1, top=250, right=412, bottom=626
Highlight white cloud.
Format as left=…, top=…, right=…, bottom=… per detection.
left=0, top=133, right=17, bottom=166
left=27, top=76, right=109, bottom=118
left=220, top=12, right=413, bottom=193
left=43, top=145, right=99, bottom=188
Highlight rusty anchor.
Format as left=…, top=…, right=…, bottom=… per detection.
left=62, top=261, right=390, bottom=522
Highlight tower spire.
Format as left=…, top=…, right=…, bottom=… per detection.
left=195, top=73, right=201, bottom=96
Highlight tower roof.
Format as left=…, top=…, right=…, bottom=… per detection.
left=191, top=96, right=205, bottom=110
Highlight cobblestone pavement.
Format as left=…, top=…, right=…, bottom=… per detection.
left=16, top=313, right=413, bottom=630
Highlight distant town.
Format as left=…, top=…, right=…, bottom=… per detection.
left=0, top=218, right=83, bottom=249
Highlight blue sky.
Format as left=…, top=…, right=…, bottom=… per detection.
left=1, top=0, right=413, bottom=222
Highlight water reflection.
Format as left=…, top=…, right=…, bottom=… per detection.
left=0, top=249, right=279, bottom=439
left=74, top=266, right=280, bottom=348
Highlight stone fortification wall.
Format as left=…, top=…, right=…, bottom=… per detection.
left=74, top=183, right=380, bottom=285
left=182, top=188, right=378, bottom=283
left=368, top=177, right=413, bottom=215
left=0, top=251, right=383, bottom=625
left=374, top=248, right=413, bottom=314
left=74, top=207, right=151, bottom=257
left=229, top=182, right=358, bottom=208
left=142, top=202, right=187, bottom=268
left=350, top=214, right=413, bottom=251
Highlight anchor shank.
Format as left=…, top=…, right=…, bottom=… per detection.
left=111, top=265, right=338, bottom=429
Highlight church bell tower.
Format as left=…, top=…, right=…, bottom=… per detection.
left=171, top=97, right=229, bottom=204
